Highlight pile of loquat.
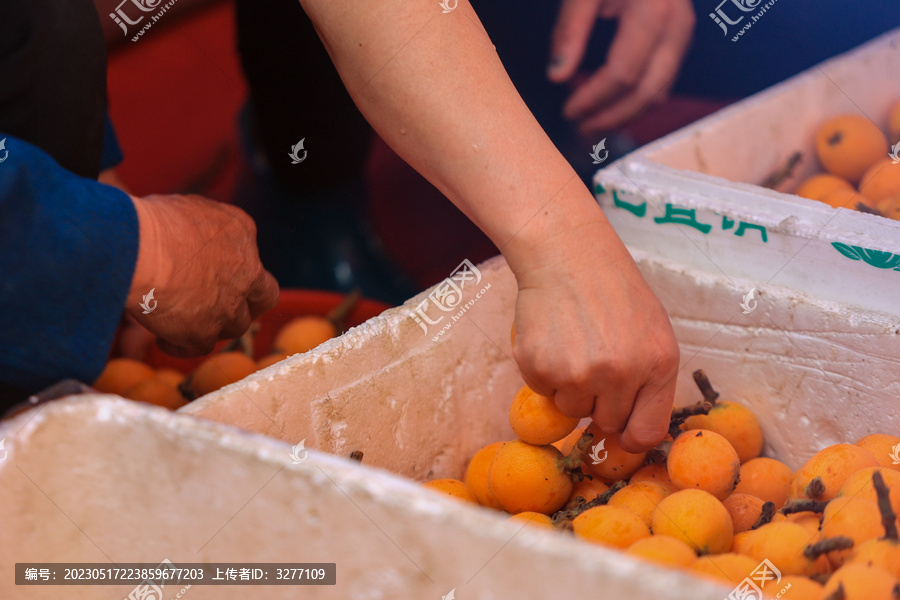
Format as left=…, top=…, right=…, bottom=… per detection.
left=793, top=100, right=900, bottom=221
left=423, top=370, right=900, bottom=600
left=93, top=311, right=343, bottom=406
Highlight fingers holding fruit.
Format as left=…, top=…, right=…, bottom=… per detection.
left=126, top=193, right=279, bottom=357
left=511, top=254, right=679, bottom=454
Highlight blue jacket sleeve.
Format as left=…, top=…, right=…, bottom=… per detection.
left=100, top=111, right=124, bottom=172
left=0, top=134, right=138, bottom=394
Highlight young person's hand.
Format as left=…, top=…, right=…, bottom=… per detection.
left=547, top=0, right=696, bottom=134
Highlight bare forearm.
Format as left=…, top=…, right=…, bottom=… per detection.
left=300, top=0, right=680, bottom=451
left=299, top=0, right=611, bottom=271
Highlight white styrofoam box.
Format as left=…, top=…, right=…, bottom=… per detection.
left=594, top=28, right=900, bottom=317
left=0, top=396, right=724, bottom=600
left=2, top=252, right=898, bottom=599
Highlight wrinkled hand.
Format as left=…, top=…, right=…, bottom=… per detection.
left=509, top=210, right=679, bottom=453
left=547, top=0, right=695, bottom=134
left=126, top=194, right=279, bottom=357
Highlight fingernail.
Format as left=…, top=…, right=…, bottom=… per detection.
left=547, top=54, right=565, bottom=74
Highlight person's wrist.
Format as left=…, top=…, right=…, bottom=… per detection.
left=501, top=186, right=625, bottom=283
left=126, top=194, right=170, bottom=313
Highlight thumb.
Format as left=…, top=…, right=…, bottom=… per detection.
left=548, top=0, right=603, bottom=83
left=617, top=372, right=677, bottom=453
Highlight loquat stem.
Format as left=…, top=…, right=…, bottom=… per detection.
left=761, top=151, right=802, bottom=189
left=647, top=440, right=673, bottom=465
left=178, top=375, right=196, bottom=401
left=751, top=502, right=776, bottom=529
left=804, top=536, right=854, bottom=559
left=780, top=499, right=829, bottom=515
left=349, top=450, right=364, bottom=462
left=855, top=202, right=883, bottom=217
left=327, top=288, right=361, bottom=334
left=666, top=371, right=719, bottom=439
left=237, top=322, right=259, bottom=357
left=692, top=370, right=720, bottom=405
left=668, top=404, right=712, bottom=439
left=873, top=470, right=899, bottom=541
left=806, top=477, right=826, bottom=500
left=221, top=321, right=259, bottom=356
left=822, top=584, right=845, bottom=600
left=551, top=480, right=626, bottom=528
left=561, top=431, right=594, bottom=476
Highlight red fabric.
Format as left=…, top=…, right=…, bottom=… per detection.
left=106, top=1, right=246, bottom=201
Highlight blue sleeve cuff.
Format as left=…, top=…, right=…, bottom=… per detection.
left=0, top=134, right=138, bottom=393
left=100, top=110, right=124, bottom=172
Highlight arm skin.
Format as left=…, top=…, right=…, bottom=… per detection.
left=299, top=0, right=680, bottom=451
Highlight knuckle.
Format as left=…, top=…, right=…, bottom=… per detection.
left=654, top=338, right=681, bottom=374
left=565, top=362, right=594, bottom=388
left=607, top=64, right=640, bottom=90
left=601, top=356, right=631, bottom=387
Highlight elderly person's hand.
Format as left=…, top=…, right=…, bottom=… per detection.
left=127, top=194, right=279, bottom=356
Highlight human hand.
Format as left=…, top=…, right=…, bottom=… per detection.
left=126, top=194, right=279, bottom=357
left=507, top=201, right=679, bottom=453
left=547, top=0, right=695, bottom=134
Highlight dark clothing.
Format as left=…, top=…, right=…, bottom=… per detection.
left=0, top=0, right=109, bottom=179
left=0, top=0, right=135, bottom=405
left=0, top=136, right=138, bottom=402
left=235, top=0, right=900, bottom=168
left=234, top=0, right=372, bottom=197
left=677, top=0, right=900, bottom=98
